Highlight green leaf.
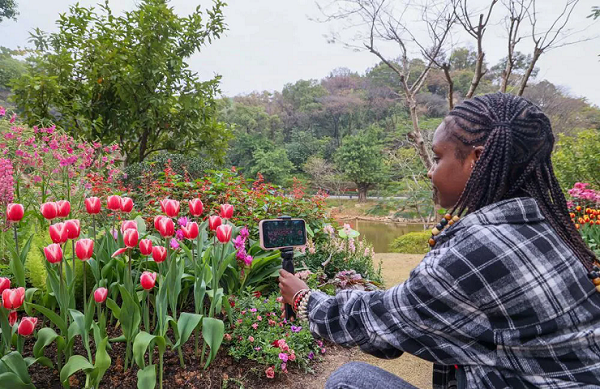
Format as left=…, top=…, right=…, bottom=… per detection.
left=133, top=332, right=166, bottom=369
left=89, top=336, right=111, bottom=386
left=202, top=318, right=224, bottom=369
left=0, top=352, right=32, bottom=385
left=117, top=286, right=141, bottom=342
left=26, top=302, right=67, bottom=334
left=24, top=356, right=53, bottom=369
left=60, top=355, right=93, bottom=385
left=173, top=312, right=202, bottom=349
left=136, top=364, right=156, bottom=389
left=33, top=327, right=64, bottom=359
left=9, top=256, right=25, bottom=288
left=105, top=298, right=121, bottom=320
left=0, top=372, right=35, bottom=389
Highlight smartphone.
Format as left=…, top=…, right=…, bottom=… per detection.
left=258, top=219, right=307, bottom=250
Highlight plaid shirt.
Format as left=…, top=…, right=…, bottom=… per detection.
left=308, top=197, right=600, bottom=388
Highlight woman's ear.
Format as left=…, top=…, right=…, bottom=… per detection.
left=473, top=146, right=485, bottom=162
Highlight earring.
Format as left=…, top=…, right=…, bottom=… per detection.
left=470, top=161, right=474, bottom=169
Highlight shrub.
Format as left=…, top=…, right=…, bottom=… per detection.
left=389, top=231, right=431, bottom=254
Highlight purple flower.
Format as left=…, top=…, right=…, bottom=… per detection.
left=233, top=235, right=245, bottom=250
left=244, top=255, right=253, bottom=266
left=308, top=352, right=314, bottom=360
left=278, top=353, right=288, bottom=362
left=250, top=308, right=257, bottom=312
left=178, top=216, right=189, bottom=227
left=236, top=248, right=247, bottom=261
left=0, top=107, right=5, bottom=116
left=170, top=238, right=180, bottom=250
left=175, top=229, right=184, bottom=240
left=239, top=226, right=249, bottom=239
left=291, top=325, right=302, bottom=333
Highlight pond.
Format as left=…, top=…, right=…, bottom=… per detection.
left=343, top=219, right=425, bottom=253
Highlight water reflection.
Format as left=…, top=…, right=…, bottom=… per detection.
left=343, top=219, right=425, bottom=253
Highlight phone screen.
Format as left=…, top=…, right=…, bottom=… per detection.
left=259, top=219, right=307, bottom=249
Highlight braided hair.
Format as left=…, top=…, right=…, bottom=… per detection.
left=447, top=93, right=596, bottom=270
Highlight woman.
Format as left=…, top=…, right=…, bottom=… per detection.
left=279, top=93, right=600, bottom=388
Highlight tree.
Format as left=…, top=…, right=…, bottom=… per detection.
left=553, top=129, right=600, bottom=189
left=0, top=47, right=26, bottom=91
left=0, top=0, right=18, bottom=22
left=334, top=129, right=388, bottom=201
left=11, top=0, right=229, bottom=164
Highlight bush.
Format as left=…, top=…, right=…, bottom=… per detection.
left=390, top=231, right=431, bottom=254
left=553, top=130, right=600, bottom=189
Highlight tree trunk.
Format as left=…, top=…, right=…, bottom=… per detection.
left=442, top=64, right=454, bottom=110
left=517, top=48, right=542, bottom=96
left=406, top=94, right=433, bottom=170
left=139, top=129, right=151, bottom=163
left=466, top=41, right=485, bottom=98
left=357, top=185, right=368, bottom=203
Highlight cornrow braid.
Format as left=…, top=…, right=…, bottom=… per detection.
left=447, top=93, right=596, bottom=271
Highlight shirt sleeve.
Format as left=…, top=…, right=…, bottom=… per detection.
left=307, top=247, right=497, bottom=364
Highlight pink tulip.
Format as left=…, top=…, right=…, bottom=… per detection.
left=44, top=244, right=63, bottom=264
left=40, top=202, right=58, bottom=220
left=216, top=224, right=232, bottom=243
left=94, top=287, right=108, bottom=303
left=2, top=287, right=25, bottom=310
left=49, top=223, right=68, bottom=244
left=189, top=199, right=203, bottom=216
left=111, top=247, right=128, bottom=258
left=0, top=277, right=10, bottom=294
left=107, top=195, right=122, bottom=211
left=123, top=228, right=139, bottom=248
left=160, top=199, right=180, bottom=218
left=18, top=317, right=38, bottom=336
left=120, top=220, right=138, bottom=233
left=120, top=197, right=134, bottom=213
left=56, top=200, right=71, bottom=218
left=154, top=215, right=165, bottom=231
left=152, top=246, right=167, bottom=263
left=65, top=219, right=81, bottom=240
left=85, top=197, right=101, bottom=214
left=9, top=311, right=17, bottom=326
left=208, top=216, right=222, bottom=231
left=139, top=239, right=153, bottom=256
left=182, top=222, right=199, bottom=240
left=158, top=217, right=174, bottom=237
left=75, top=239, right=94, bottom=260
left=140, top=272, right=157, bottom=290
left=219, top=204, right=234, bottom=220
left=6, top=203, right=24, bottom=222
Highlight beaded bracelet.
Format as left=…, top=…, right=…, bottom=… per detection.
left=297, top=290, right=314, bottom=322
left=293, top=289, right=310, bottom=312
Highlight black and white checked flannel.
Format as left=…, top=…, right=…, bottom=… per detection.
left=308, top=197, right=600, bottom=388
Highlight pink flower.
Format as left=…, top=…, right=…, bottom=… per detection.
left=265, top=367, right=275, bottom=379
left=140, top=271, right=157, bottom=290
left=2, top=287, right=25, bottom=310
left=257, top=315, right=262, bottom=321
left=288, top=352, right=296, bottom=361
left=224, top=333, right=232, bottom=341
left=160, top=199, right=180, bottom=218
left=44, top=243, right=63, bottom=263
left=9, top=114, right=16, bottom=124
left=18, top=317, right=37, bottom=336
left=248, top=336, right=254, bottom=342
left=252, top=323, right=258, bottom=330
left=170, top=238, right=179, bottom=250
left=94, top=287, right=108, bottom=303
left=279, top=353, right=288, bottom=362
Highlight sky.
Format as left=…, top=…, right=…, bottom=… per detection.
left=1, top=0, right=599, bottom=105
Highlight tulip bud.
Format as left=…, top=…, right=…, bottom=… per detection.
left=75, top=239, right=94, bottom=260
left=107, top=195, right=122, bottom=211
left=0, top=277, right=10, bottom=294
left=208, top=216, right=222, bottom=231
left=6, top=203, right=24, bottom=222
left=158, top=217, right=174, bottom=237
left=40, top=202, right=58, bottom=220
left=152, top=246, right=167, bottom=263
left=18, top=317, right=38, bottom=336
left=154, top=215, right=165, bottom=231
left=2, top=287, right=25, bottom=310
left=216, top=224, right=232, bottom=243
left=120, top=197, right=134, bottom=213
left=219, top=204, right=234, bottom=220
left=56, top=200, right=71, bottom=218
left=189, top=199, right=203, bottom=216
left=44, top=244, right=63, bottom=264
left=140, top=271, right=157, bottom=290
left=160, top=199, right=180, bottom=218
left=65, top=219, right=81, bottom=240
left=139, top=239, right=153, bottom=256
left=123, top=228, right=139, bottom=248
left=182, top=222, right=199, bottom=240
left=49, top=222, right=68, bottom=244
left=121, top=220, right=138, bottom=234
left=112, top=247, right=128, bottom=258
left=8, top=311, right=17, bottom=326
left=94, top=287, right=108, bottom=303
left=85, top=197, right=101, bottom=214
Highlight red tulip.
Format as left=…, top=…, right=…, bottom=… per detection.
left=152, top=246, right=167, bottom=263
left=85, top=197, right=101, bottom=214
left=219, top=204, right=234, bottom=220
left=160, top=199, right=180, bottom=218
left=44, top=244, right=63, bottom=264
left=56, top=200, right=71, bottom=218
left=123, top=228, right=139, bottom=248
left=65, top=219, right=81, bottom=240
left=75, top=239, right=94, bottom=260
left=18, top=317, right=37, bottom=336
left=0, top=277, right=10, bottom=294
left=2, top=287, right=25, bottom=310
left=120, top=197, right=134, bottom=213
left=8, top=311, right=17, bottom=326
left=107, top=195, right=122, bottom=211
left=112, top=247, right=128, bottom=258
left=121, top=220, right=138, bottom=233
left=40, top=202, right=58, bottom=220
left=140, top=271, right=157, bottom=290
left=6, top=203, right=24, bottom=222
left=208, top=216, right=222, bottom=231
left=139, top=239, right=153, bottom=256
left=182, top=222, right=199, bottom=240
left=154, top=215, right=165, bottom=231
left=49, top=222, right=68, bottom=244
left=158, top=217, right=174, bottom=237
left=189, top=199, right=203, bottom=216
left=216, top=224, right=232, bottom=243
left=94, top=287, right=108, bottom=303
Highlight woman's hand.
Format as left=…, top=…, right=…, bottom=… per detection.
left=279, top=269, right=309, bottom=305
